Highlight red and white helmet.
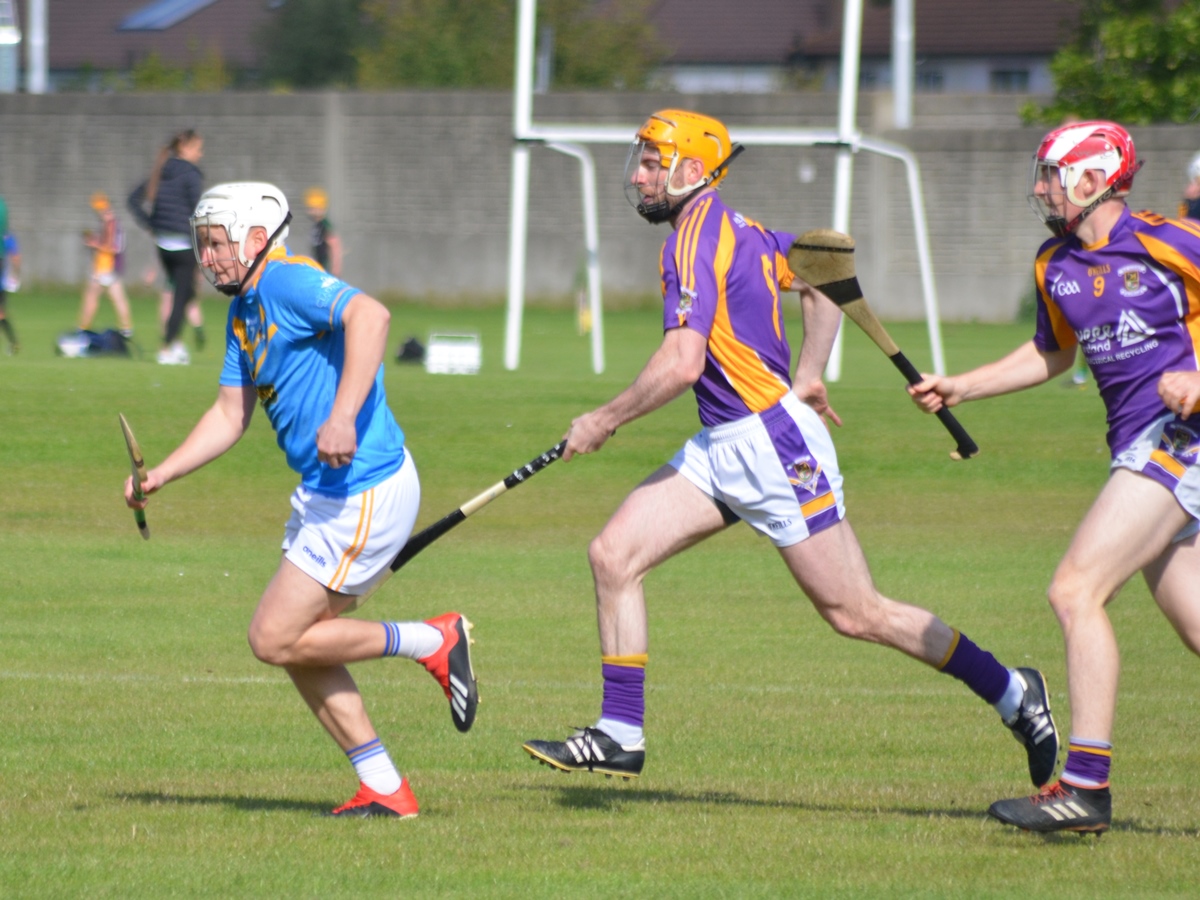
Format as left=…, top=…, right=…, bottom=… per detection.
left=1028, top=120, right=1141, bottom=237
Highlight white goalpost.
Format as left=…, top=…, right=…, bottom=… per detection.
left=504, top=0, right=946, bottom=380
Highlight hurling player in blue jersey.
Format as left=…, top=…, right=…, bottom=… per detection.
left=124, top=183, right=478, bottom=819
left=912, top=122, right=1200, bottom=834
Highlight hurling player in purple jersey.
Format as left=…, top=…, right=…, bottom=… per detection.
left=523, top=110, right=1058, bottom=790
left=912, top=121, right=1200, bottom=834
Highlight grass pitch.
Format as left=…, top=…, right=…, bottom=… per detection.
left=1, top=289, right=1198, bottom=898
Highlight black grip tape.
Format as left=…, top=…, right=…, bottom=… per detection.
left=889, top=351, right=979, bottom=459
left=815, top=277, right=864, bottom=307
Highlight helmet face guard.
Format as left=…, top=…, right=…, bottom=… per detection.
left=1027, top=121, right=1140, bottom=237
left=191, top=182, right=291, bottom=296
left=623, top=109, right=743, bottom=224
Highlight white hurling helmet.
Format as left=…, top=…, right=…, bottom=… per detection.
left=191, top=182, right=291, bottom=294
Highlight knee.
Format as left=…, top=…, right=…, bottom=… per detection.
left=821, top=603, right=876, bottom=642
left=247, top=621, right=290, bottom=667
left=588, top=531, right=633, bottom=588
left=1046, top=569, right=1086, bottom=625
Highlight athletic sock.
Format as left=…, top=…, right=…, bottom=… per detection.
left=0, top=319, right=14, bottom=344
left=380, top=621, right=442, bottom=660
left=346, top=737, right=402, bottom=795
left=934, top=629, right=1010, bottom=705
left=993, top=670, right=1025, bottom=722
left=1061, top=737, right=1112, bottom=789
left=596, top=654, right=647, bottom=746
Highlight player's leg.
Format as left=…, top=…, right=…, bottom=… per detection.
left=591, top=464, right=728, bottom=656
left=988, top=469, right=1186, bottom=833
left=0, top=290, right=16, bottom=352
left=250, top=458, right=465, bottom=817
left=107, top=281, right=134, bottom=336
left=777, top=518, right=1056, bottom=786
left=1144, top=529, right=1200, bottom=656
left=1048, top=470, right=1185, bottom=740
left=248, top=559, right=416, bottom=817
left=737, top=393, right=1057, bottom=785
left=523, top=463, right=730, bottom=778
left=78, top=279, right=101, bottom=331
left=186, top=275, right=205, bottom=351
left=158, top=250, right=192, bottom=363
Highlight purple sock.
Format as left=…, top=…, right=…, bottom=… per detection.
left=937, top=630, right=1010, bottom=705
left=1063, top=738, right=1112, bottom=788
left=600, top=663, right=645, bottom=728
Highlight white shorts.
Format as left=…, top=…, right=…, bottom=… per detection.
left=282, top=452, right=420, bottom=595
left=1113, top=411, right=1200, bottom=541
left=670, top=391, right=846, bottom=548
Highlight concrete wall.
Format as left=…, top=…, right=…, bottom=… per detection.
left=2, top=90, right=1199, bottom=321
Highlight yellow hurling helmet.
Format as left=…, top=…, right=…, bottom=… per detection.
left=303, top=186, right=329, bottom=213
left=625, top=109, right=743, bottom=223
left=638, top=110, right=738, bottom=191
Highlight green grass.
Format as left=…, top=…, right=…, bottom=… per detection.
left=1, top=289, right=1198, bottom=898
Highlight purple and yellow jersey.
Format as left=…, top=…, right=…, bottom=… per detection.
left=661, top=193, right=796, bottom=427
left=1034, top=206, right=1200, bottom=455
left=219, top=247, right=406, bottom=496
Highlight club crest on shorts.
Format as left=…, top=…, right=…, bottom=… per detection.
left=787, top=456, right=821, bottom=494
left=1165, top=422, right=1200, bottom=461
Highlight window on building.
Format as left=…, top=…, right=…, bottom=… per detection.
left=991, top=70, right=1030, bottom=92
left=916, top=70, right=944, bottom=92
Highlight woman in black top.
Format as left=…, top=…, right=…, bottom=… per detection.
left=128, top=129, right=204, bottom=365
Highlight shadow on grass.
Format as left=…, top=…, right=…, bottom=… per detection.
left=521, top=783, right=1200, bottom=836
left=114, top=791, right=330, bottom=815
left=522, top=781, right=982, bottom=819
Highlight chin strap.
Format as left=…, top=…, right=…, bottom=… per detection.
left=637, top=144, right=747, bottom=225
left=215, top=212, right=294, bottom=296
left=1048, top=188, right=1114, bottom=238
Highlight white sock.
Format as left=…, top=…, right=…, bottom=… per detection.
left=380, top=622, right=443, bottom=659
left=596, top=717, right=644, bottom=747
left=994, top=669, right=1024, bottom=722
left=346, top=738, right=402, bottom=795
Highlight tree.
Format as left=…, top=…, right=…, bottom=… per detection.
left=1026, top=0, right=1200, bottom=124
left=356, top=0, right=663, bottom=89
left=255, top=0, right=367, bottom=89
left=128, top=43, right=231, bottom=92
left=356, top=0, right=513, bottom=88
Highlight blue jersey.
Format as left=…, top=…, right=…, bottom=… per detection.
left=219, top=248, right=406, bottom=495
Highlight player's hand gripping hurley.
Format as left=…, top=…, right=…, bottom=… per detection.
left=118, top=413, right=151, bottom=539
left=788, top=229, right=979, bottom=460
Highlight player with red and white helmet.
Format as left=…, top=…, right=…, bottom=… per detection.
left=1027, top=119, right=1142, bottom=238
left=911, top=120, right=1200, bottom=834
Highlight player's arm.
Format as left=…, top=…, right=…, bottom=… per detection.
left=316, top=293, right=390, bottom=469
left=908, top=340, right=1076, bottom=413
left=125, top=384, right=257, bottom=508
left=790, top=278, right=844, bottom=426
left=564, top=325, right=707, bottom=460
left=1158, top=370, right=1200, bottom=419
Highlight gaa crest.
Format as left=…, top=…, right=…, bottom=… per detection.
left=787, top=456, right=821, bottom=494
left=675, top=287, right=696, bottom=320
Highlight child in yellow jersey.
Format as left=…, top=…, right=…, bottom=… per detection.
left=79, top=193, right=133, bottom=337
